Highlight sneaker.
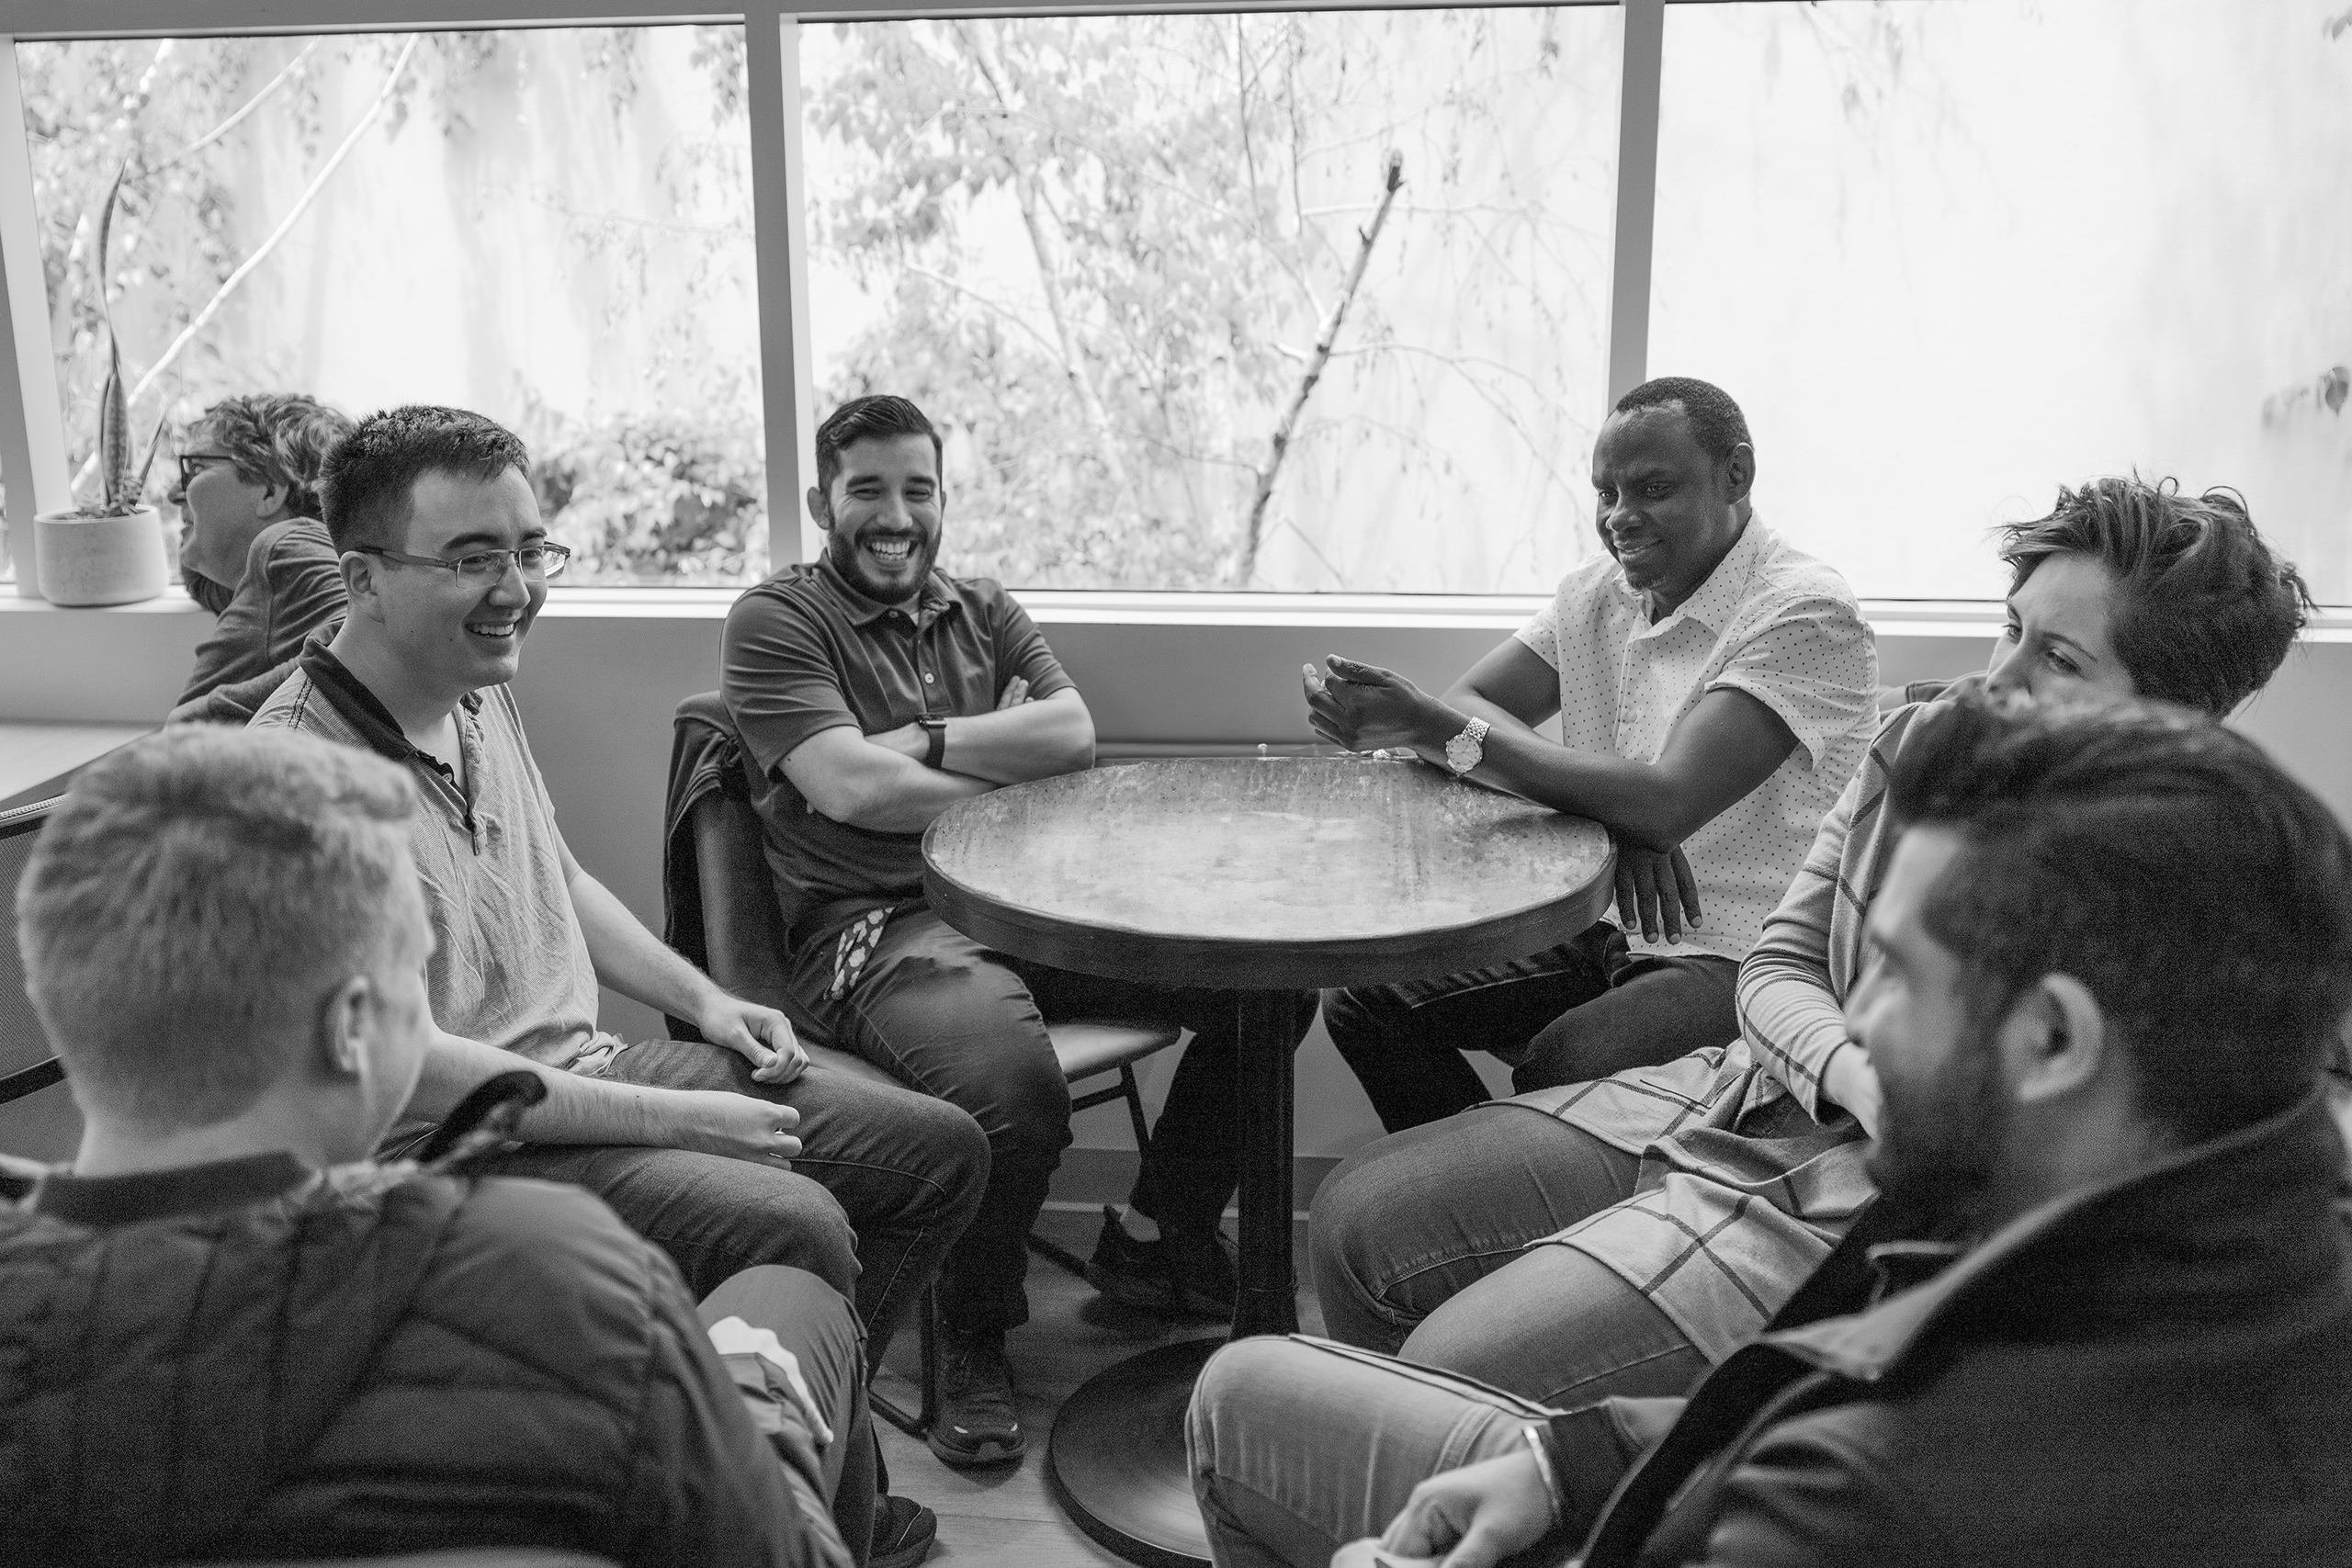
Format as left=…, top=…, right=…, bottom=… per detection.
left=1083, top=1206, right=1237, bottom=1321
left=929, top=1328, right=1025, bottom=1468
left=869, top=1493, right=938, bottom=1568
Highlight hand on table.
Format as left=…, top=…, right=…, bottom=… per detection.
left=1359, top=1445, right=1557, bottom=1568
left=668, top=1089, right=804, bottom=1168
left=695, top=992, right=809, bottom=1086
left=1304, top=656, right=1455, bottom=757
left=1613, top=835, right=1702, bottom=945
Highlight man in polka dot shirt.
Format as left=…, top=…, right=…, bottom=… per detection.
left=1305, top=376, right=1876, bottom=1132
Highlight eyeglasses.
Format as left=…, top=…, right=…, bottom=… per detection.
left=356, top=543, right=573, bottom=583
left=176, top=453, right=239, bottom=486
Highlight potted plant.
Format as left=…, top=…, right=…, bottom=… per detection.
left=36, top=165, right=166, bottom=607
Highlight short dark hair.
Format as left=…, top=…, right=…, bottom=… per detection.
left=1888, top=694, right=2352, bottom=1146
left=1610, top=377, right=1753, bottom=465
left=813, top=395, right=943, bottom=498
left=193, top=392, right=354, bottom=519
left=1997, top=477, right=2311, bottom=717
left=320, top=405, right=531, bottom=554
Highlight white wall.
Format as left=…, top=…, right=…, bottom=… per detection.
left=5, top=592, right=2349, bottom=1165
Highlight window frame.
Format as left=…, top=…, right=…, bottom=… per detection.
left=0, top=0, right=1653, bottom=596
left=8, top=1, right=2341, bottom=627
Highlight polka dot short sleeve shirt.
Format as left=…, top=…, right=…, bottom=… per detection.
left=1515, top=516, right=1877, bottom=963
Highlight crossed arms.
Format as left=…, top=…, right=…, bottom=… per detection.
left=782, top=680, right=1095, bottom=834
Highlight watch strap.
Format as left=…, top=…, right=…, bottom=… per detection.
left=922, top=717, right=948, bottom=771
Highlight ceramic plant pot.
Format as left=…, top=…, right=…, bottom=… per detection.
left=35, top=505, right=167, bottom=607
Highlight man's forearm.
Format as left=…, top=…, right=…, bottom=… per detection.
left=410, top=1029, right=676, bottom=1145
left=840, top=752, right=998, bottom=833
left=1417, top=716, right=1694, bottom=847
left=569, top=867, right=724, bottom=1023
left=936, top=692, right=1093, bottom=784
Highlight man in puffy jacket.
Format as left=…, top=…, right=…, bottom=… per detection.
left=0, top=726, right=860, bottom=1568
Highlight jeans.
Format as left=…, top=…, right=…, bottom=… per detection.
left=1321, top=920, right=1739, bottom=1132
left=1190, top=1336, right=1589, bottom=1568
left=485, top=1039, right=989, bottom=1351
left=1311, top=1099, right=1708, bottom=1405
left=790, top=906, right=1317, bottom=1334
left=697, top=1265, right=876, bottom=1566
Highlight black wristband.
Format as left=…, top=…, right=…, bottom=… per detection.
left=920, top=716, right=948, bottom=770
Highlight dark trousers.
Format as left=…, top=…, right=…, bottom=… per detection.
left=790, top=906, right=1316, bottom=1335
left=486, top=1039, right=989, bottom=1353
left=1321, top=920, right=1739, bottom=1133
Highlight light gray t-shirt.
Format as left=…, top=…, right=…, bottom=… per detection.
left=250, top=652, right=608, bottom=1069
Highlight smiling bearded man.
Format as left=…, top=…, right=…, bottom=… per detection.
left=719, top=394, right=1317, bottom=1469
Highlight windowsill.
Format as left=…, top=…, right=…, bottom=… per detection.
left=11, top=581, right=2352, bottom=639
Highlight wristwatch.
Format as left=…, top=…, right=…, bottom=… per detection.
left=918, top=716, right=949, bottom=770
left=1443, top=716, right=1490, bottom=777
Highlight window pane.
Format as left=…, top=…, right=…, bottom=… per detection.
left=803, top=6, right=1621, bottom=592
left=17, top=27, right=763, bottom=584
left=1652, top=0, right=2352, bottom=603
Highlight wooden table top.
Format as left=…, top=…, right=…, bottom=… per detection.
left=923, top=756, right=1614, bottom=990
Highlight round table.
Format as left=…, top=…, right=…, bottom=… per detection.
left=923, top=756, right=1614, bottom=1568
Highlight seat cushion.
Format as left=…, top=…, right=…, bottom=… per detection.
left=802, top=1022, right=1181, bottom=1092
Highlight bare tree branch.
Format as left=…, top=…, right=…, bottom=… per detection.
left=1238, top=148, right=1403, bottom=587
left=72, top=34, right=422, bottom=494
left=150, top=39, right=320, bottom=172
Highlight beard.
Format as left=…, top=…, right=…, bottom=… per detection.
left=1866, top=1026, right=2009, bottom=1242
left=826, top=525, right=937, bottom=604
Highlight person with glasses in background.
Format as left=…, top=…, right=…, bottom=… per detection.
left=248, top=404, right=987, bottom=1568
left=167, top=392, right=356, bottom=725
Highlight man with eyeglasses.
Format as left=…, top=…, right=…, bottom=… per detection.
left=248, top=405, right=986, bottom=1568
left=167, top=392, right=355, bottom=725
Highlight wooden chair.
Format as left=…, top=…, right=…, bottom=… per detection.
left=666, top=700, right=1182, bottom=1437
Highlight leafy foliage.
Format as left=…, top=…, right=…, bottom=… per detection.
left=529, top=412, right=768, bottom=582
left=17, top=28, right=757, bottom=574
left=806, top=11, right=1618, bottom=591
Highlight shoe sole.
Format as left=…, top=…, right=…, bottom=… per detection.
left=1084, top=1261, right=1232, bottom=1323
left=927, top=1431, right=1026, bottom=1469
left=870, top=1525, right=938, bottom=1568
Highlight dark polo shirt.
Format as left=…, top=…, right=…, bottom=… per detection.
left=721, top=557, right=1074, bottom=947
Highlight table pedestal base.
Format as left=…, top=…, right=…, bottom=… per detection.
left=1045, top=1337, right=1223, bottom=1568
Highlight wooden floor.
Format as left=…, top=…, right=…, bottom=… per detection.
left=872, top=1205, right=1325, bottom=1567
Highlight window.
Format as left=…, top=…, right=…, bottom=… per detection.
left=17, top=25, right=763, bottom=585
left=1650, top=0, right=2352, bottom=604
left=801, top=6, right=1623, bottom=593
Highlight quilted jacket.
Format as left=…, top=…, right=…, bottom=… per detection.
left=1546, top=1092, right=2352, bottom=1568
left=0, top=1153, right=836, bottom=1568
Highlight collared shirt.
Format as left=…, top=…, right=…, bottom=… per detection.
left=29, top=1150, right=314, bottom=1226
left=1516, top=515, right=1875, bottom=964
left=249, top=649, right=609, bottom=1071
left=179, top=517, right=347, bottom=716
left=721, top=556, right=1075, bottom=944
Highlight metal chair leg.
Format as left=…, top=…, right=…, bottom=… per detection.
left=868, top=1282, right=941, bottom=1438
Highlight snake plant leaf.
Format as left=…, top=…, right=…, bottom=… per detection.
left=99, top=335, right=132, bottom=513
left=130, top=413, right=168, bottom=502
left=92, top=161, right=139, bottom=514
